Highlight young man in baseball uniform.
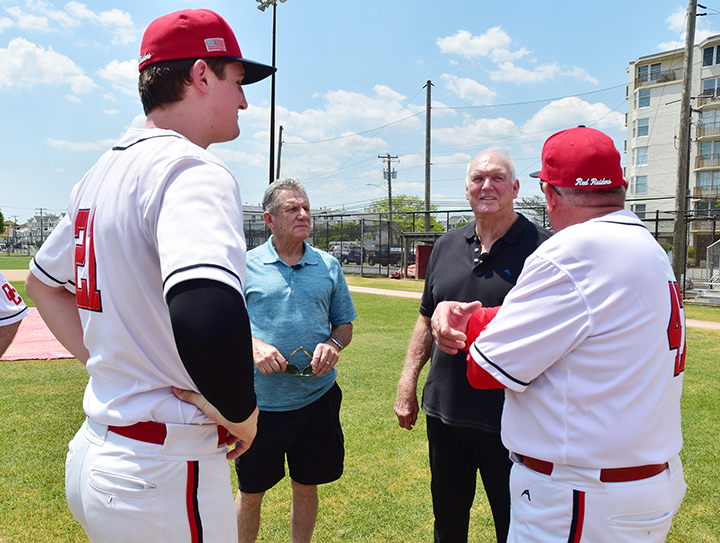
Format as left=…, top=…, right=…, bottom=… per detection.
left=0, top=271, right=30, bottom=356
left=25, top=9, right=274, bottom=542
left=432, top=126, right=686, bottom=543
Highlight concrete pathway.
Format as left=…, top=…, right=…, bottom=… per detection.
left=5, top=270, right=719, bottom=331
left=347, top=285, right=720, bottom=331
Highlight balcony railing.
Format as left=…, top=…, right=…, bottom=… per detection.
left=634, top=68, right=683, bottom=88
left=693, top=186, right=720, bottom=198
left=697, top=121, right=720, bottom=138
left=695, top=154, right=720, bottom=169
left=697, top=91, right=720, bottom=107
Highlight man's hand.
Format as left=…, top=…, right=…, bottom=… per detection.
left=311, top=342, right=339, bottom=377
left=431, top=300, right=483, bottom=354
left=173, top=387, right=259, bottom=460
left=394, top=376, right=419, bottom=430
left=252, top=337, right=287, bottom=374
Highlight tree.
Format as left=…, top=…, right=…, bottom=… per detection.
left=0, top=210, right=4, bottom=237
left=367, top=194, right=444, bottom=235
left=516, top=195, right=549, bottom=229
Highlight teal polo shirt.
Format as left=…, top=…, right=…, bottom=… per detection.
left=244, top=237, right=357, bottom=411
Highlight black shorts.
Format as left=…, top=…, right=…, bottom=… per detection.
left=235, top=383, right=344, bottom=493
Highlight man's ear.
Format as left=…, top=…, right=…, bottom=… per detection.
left=190, top=59, right=211, bottom=95
left=262, top=211, right=274, bottom=229
left=544, top=186, right=559, bottom=213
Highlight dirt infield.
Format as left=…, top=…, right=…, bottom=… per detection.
left=1, top=269, right=28, bottom=281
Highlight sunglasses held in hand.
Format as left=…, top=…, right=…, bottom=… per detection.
left=284, top=346, right=315, bottom=377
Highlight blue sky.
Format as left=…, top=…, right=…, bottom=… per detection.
left=2, top=0, right=719, bottom=223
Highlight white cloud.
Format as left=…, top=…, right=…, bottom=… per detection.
left=441, top=74, right=496, bottom=105
left=522, top=97, right=625, bottom=137
left=433, top=117, right=520, bottom=147
left=0, top=16, right=14, bottom=32
left=0, top=37, right=97, bottom=93
left=489, top=61, right=560, bottom=83
left=97, top=58, right=138, bottom=96
left=273, top=87, right=424, bottom=144
left=560, top=67, right=599, bottom=85
left=45, top=137, right=118, bottom=151
left=64, top=2, right=136, bottom=45
left=65, top=94, right=81, bottom=103
left=26, top=0, right=80, bottom=28
left=5, top=6, right=51, bottom=31
left=103, top=108, right=119, bottom=115
left=666, top=7, right=686, bottom=34
left=437, top=27, right=513, bottom=59
left=490, top=47, right=531, bottom=63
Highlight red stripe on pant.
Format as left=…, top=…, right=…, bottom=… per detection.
left=186, top=461, right=204, bottom=543
left=567, top=490, right=585, bottom=543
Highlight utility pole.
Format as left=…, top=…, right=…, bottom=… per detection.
left=11, top=215, right=18, bottom=252
left=36, top=208, right=46, bottom=246
left=378, top=153, right=398, bottom=242
left=424, top=80, right=433, bottom=232
left=672, top=0, right=697, bottom=289
left=276, top=125, right=284, bottom=180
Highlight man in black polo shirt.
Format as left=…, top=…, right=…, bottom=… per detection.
left=394, top=148, right=551, bottom=543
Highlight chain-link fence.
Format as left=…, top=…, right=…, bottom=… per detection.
left=244, top=205, right=720, bottom=304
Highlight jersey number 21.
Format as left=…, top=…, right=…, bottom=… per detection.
left=74, top=208, right=102, bottom=312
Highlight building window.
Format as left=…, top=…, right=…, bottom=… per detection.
left=703, top=46, right=720, bottom=66
left=633, top=118, right=649, bottom=138
left=703, top=77, right=718, bottom=97
left=703, top=46, right=715, bottom=66
left=631, top=204, right=647, bottom=219
left=636, top=88, right=651, bottom=108
left=697, top=171, right=720, bottom=189
left=697, top=200, right=720, bottom=217
left=699, top=140, right=720, bottom=159
left=632, top=175, right=648, bottom=194
left=637, top=63, right=662, bottom=82
left=633, top=147, right=649, bottom=166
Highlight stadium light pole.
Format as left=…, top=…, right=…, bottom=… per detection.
left=256, top=0, right=288, bottom=185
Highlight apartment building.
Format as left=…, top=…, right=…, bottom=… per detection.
left=627, top=35, right=720, bottom=256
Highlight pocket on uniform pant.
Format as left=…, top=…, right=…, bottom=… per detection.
left=88, top=469, right=158, bottom=498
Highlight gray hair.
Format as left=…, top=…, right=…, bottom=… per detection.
left=466, top=147, right=516, bottom=186
left=559, top=185, right=627, bottom=207
left=262, top=177, right=308, bottom=215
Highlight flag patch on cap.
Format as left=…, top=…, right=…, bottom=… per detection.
left=205, top=38, right=226, bottom=52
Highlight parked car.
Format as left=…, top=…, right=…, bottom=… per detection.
left=367, top=247, right=413, bottom=267
left=332, top=244, right=365, bottom=264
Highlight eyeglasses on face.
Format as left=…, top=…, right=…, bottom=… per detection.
left=284, top=346, right=315, bottom=377
left=538, top=179, right=562, bottom=196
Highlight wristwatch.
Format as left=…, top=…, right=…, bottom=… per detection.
left=329, top=337, right=344, bottom=351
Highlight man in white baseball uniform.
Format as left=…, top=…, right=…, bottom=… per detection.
left=25, top=9, right=274, bottom=542
left=431, top=126, right=687, bottom=543
left=0, top=271, right=30, bottom=356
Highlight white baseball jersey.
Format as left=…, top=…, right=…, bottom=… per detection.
left=469, top=210, right=685, bottom=469
left=30, top=127, right=247, bottom=426
left=0, top=271, right=30, bottom=325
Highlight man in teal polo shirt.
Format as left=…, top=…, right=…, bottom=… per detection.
left=235, top=177, right=356, bottom=543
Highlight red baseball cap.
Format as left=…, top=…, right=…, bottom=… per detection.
left=138, top=9, right=276, bottom=85
left=530, top=126, right=624, bottom=189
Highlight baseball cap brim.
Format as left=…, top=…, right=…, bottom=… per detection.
left=529, top=170, right=541, bottom=178
left=232, top=57, right=276, bottom=85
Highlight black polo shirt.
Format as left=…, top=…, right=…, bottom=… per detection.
left=420, top=213, right=551, bottom=432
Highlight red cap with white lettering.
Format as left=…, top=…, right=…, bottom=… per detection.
left=138, top=9, right=275, bottom=85
left=530, top=126, right=624, bottom=189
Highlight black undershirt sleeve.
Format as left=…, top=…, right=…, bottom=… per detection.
left=166, top=278, right=256, bottom=424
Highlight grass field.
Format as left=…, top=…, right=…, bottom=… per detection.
left=0, top=254, right=32, bottom=269
left=0, top=290, right=718, bottom=542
